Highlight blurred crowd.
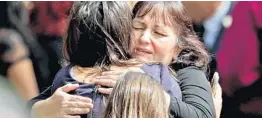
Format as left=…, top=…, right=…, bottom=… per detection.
left=0, top=1, right=262, bottom=118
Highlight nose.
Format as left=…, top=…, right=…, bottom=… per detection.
left=139, top=30, right=151, bottom=44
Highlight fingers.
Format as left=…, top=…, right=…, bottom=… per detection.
left=61, top=96, right=93, bottom=116
left=92, top=79, right=116, bottom=87
left=212, top=72, right=219, bottom=84
left=64, top=115, right=81, bottom=118
left=68, top=95, right=92, bottom=103
left=63, top=101, right=93, bottom=109
left=101, top=71, right=124, bottom=76
left=96, top=75, right=119, bottom=81
left=97, top=88, right=113, bottom=95
left=59, top=84, right=79, bottom=93
left=214, top=84, right=222, bottom=100
left=64, top=107, right=91, bottom=115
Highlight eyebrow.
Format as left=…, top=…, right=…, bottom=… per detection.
left=132, top=19, right=146, bottom=25
left=155, top=24, right=165, bottom=28
left=155, top=24, right=169, bottom=32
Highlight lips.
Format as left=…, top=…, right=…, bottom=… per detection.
left=134, top=47, right=152, bottom=55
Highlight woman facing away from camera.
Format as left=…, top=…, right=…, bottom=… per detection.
left=29, top=1, right=217, bottom=118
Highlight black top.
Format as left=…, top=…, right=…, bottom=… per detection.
left=28, top=66, right=215, bottom=118
left=169, top=66, right=216, bottom=118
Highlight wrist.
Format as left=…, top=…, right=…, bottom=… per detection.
left=31, top=99, right=50, bottom=118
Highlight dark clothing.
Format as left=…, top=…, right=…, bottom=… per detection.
left=28, top=66, right=215, bottom=118
left=192, top=2, right=235, bottom=54
left=170, top=66, right=216, bottom=118
left=50, top=64, right=182, bottom=118
left=37, top=35, right=63, bottom=92
left=0, top=29, right=29, bottom=76
left=29, top=1, right=73, bottom=92
left=29, top=1, right=72, bottom=92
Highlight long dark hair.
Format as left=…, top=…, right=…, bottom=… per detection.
left=64, top=1, right=136, bottom=68
left=132, top=1, right=211, bottom=71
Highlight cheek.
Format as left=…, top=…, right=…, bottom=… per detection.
left=152, top=37, right=177, bottom=56
left=129, top=31, right=136, bottom=49
left=151, top=37, right=177, bottom=64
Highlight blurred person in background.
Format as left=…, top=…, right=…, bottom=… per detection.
left=0, top=1, right=40, bottom=100
left=217, top=2, right=262, bottom=118
left=184, top=1, right=262, bottom=118
left=0, top=76, right=29, bottom=118
left=183, top=1, right=234, bottom=54
left=183, top=2, right=233, bottom=117
left=28, top=1, right=73, bottom=92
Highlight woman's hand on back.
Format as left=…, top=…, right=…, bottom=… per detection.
left=31, top=84, right=93, bottom=118
left=93, top=70, right=125, bottom=95
left=93, top=67, right=144, bottom=95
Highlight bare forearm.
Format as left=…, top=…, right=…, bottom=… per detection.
left=8, top=59, right=39, bottom=100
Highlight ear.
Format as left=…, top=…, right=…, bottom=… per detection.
left=172, top=47, right=182, bottom=61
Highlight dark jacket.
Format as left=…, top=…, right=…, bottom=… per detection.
left=50, top=63, right=182, bottom=118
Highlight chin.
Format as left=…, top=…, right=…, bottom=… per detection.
left=134, top=56, right=151, bottom=63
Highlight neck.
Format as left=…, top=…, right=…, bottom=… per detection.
left=72, top=63, right=144, bottom=83
left=72, top=66, right=105, bottom=83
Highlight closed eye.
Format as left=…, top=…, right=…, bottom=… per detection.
left=133, top=26, right=144, bottom=30
left=154, top=31, right=167, bottom=37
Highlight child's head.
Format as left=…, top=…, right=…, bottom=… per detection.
left=63, top=2, right=132, bottom=67
left=104, top=71, right=169, bottom=118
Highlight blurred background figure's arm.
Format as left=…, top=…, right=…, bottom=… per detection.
left=7, top=57, right=39, bottom=100
left=0, top=76, right=30, bottom=118
left=0, top=29, right=39, bottom=100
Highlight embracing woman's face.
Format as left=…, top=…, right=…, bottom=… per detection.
left=129, top=10, right=181, bottom=65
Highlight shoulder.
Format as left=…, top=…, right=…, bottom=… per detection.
left=142, top=63, right=182, bottom=99
left=51, top=65, right=74, bottom=92
left=55, top=65, right=72, bottom=78
left=177, top=66, right=205, bottom=77
left=177, top=66, right=209, bottom=86
left=141, top=63, right=168, bottom=79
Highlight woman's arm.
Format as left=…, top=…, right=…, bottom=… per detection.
left=7, top=58, right=39, bottom=100
left=169, top=66, right=216, bottom=118
left=30, top=84, right=93, bottom=118
left=0, top=29, right=39, bottom=100
left=27, top=86, right=52, bottom=110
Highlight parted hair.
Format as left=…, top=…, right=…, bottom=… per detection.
left=103, top=71, right=169, bottom=118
